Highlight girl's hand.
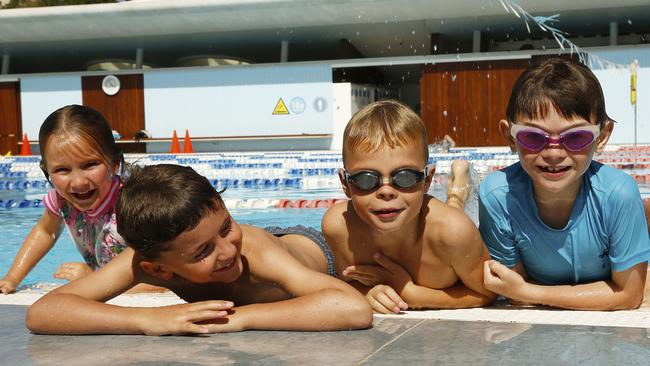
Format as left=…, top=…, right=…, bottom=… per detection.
left=136, top=301, right=235, bottom=335
left=53, top=262, right=93, bottom=282
left=366, top=284, right=408, bottom=314
left=0, top=277, right=18, bottom=294
left=483, top=260, right=528, bottom=301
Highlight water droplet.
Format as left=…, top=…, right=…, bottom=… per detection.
left=440, top=20, right=444, bottom=25
left=443, top=110, right=448, bottom=117
left=627, top=19, right=632, bottom=25
left=451, top=74, right=457, bottom=81
left=411, top=30, right=416, bottom=35
left=433, top=44, right=438, bottom=51
left=452, top=126, right=457, bottom=132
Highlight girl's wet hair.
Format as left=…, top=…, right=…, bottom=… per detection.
left=38, top=104, right=125, bottom=180
left=116, top=164, right=225, bottom=259
left=506, top=58, right=612, bottom=126
left=342, top=100, right=429, bottom=165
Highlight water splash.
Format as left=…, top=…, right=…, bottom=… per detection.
left=501, top=0, right=628, bottom=71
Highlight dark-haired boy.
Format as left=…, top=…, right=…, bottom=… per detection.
left=27, top=164, right=372, bottom=335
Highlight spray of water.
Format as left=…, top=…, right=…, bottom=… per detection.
left=500, top=0, right=629, bottom=71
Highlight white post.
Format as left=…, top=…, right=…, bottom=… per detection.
left=472, top=30, right=481, bottom=53
left=280, top=40, right=289, bottom=62
left=1, top=54, right=9, bottom=74
left=135, top=48, right=144, bottom=69
left=609, top=22, right=618, bottom=46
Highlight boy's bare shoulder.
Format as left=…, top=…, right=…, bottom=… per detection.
left=422, top=196, right=481, bottom=250
left=321, top=200, right=352, bottom=240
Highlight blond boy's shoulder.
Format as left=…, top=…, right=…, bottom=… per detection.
left=422, top=196, right=480, bottom=249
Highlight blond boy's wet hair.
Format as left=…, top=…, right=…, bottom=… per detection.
left=342, top=100, right=429, bottom=165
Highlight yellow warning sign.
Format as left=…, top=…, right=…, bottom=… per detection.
left=272, top=98, right=290, bottom=115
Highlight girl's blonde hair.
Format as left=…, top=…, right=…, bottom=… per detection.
left=342, top=100, right=428, bottom=164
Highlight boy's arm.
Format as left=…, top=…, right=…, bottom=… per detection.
left=26, top=248, right=232, bottom=335
left=219, top=234, right=372, bottom=331
left=1, top=210, right=62, bottom=294
left=397, top=211, right=496, bottom=309
left=485, top=260, right=647, bottom=310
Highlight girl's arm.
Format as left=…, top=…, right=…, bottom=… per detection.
left=1, top=210, right=63, bottom=294
left=484, top=260, right=647, bottom=310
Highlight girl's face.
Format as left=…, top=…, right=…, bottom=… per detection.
left=500, top=106, right=612, bottom=201
left=44, top=135, right=117, bottom=212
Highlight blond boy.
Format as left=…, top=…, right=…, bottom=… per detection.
left=323, top=100, right=495, bottom=313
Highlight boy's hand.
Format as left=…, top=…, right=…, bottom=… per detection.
left=54, top=262, right=93, bottom=282
left=136, top=300, right=234, bottom=335
left=0, top=277, right=17, bottom=294
left=367, top=284, right=408, bottom=314
left=342, top=264, right=389, bottom=287
left=483, top=260, right=528, bottom=301
left=342, top=253, right=413, bottom=290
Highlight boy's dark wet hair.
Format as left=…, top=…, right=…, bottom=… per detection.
left=116, top=164, right=224, bottom=259
left=506, top=58, right=612, bottom=126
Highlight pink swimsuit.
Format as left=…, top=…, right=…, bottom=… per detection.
left=44, top=176, right=126, bottom=270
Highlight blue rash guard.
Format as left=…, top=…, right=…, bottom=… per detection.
left=479, top=161, right=650, bottom=285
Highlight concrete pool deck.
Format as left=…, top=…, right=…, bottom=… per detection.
left=2, top=292, right=650, bottom=365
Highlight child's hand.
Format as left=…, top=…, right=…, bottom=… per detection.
left=483, top=260, right=527, bottom=300
left=136, top=300, right=234, bottom=335
left=53, top=262, right=93, bottom=281
left=0, top=277, right=17, bottom=294
left=342, top=264, right=389, bottom=287
left=342, top=253, right=413, bottom=290
left=367, top=284, right=408, bottom=314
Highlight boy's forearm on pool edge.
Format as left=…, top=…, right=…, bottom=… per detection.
left=234, top=288, right=372, bottom=331
left=402, top=282, right=496, bottom=309
left=26, top=293, right=144, bottom=334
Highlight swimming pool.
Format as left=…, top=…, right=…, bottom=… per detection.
left=1, top=147, right=648, bottom=288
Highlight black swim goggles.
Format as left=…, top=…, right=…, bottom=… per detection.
left=341, top=166, right=431, bottom=192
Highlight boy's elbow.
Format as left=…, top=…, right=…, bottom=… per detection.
left=336, top=289, right=373, bottom=329
left=26, top=301, right=49, bottom=333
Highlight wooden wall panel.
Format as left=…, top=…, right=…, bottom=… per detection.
left=0, top=82, right=21, bottom=155
left=82, top=74, right=145, bottom=153
left=420, top=59, right=531, bottom=147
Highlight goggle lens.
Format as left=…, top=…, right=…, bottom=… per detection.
left=511, top=125, right=599, bottom=153
left=344, top=168, right=427, bottom=191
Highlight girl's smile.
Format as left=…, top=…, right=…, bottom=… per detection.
left=44, top=135, right=117, bottom=212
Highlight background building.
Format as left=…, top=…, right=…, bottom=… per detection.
left=0, top=0, right=648, bottom=154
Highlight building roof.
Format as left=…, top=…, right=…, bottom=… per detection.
left=2, top=0, right=650, bottom=74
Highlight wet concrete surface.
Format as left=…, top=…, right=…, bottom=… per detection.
left=2, top=305, right=650, bottom=365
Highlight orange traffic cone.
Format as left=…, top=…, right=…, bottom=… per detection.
left=20, top=133, right=32, bottom=156
left=183, top=129, right=194, bottom=154
left=169, top=130, right=181, bottom=154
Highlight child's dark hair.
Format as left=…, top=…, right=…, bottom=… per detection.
left=38, top=104, right=125, bottom=179
left=116, top=164, right=224, bottom=259
left=506, top=58, right=612, bottom=126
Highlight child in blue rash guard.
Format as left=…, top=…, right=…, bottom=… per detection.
left=479, top=58, right=650, bottom=310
